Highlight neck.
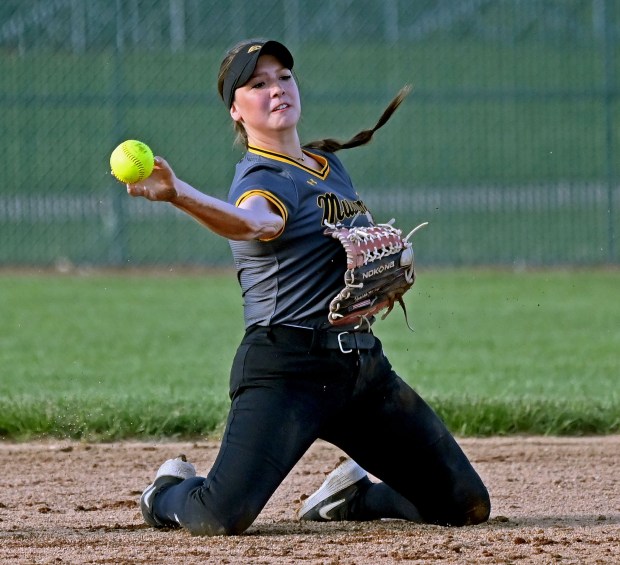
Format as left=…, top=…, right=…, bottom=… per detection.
left=246, top=131, right=305, bottom=162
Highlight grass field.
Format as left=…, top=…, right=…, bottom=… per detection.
left=0, top=268, right=617, bottom=441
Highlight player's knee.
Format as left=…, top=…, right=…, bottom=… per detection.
left=185, top=512, right=254, bottom=537
left=458, top=486, right=491, bottom=526
left=463, top=493, right=491, bottom=525
left=437, top=482, right=490, bottom=527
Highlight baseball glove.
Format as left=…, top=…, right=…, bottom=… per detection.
left=325, top=220, right=428, bottom=329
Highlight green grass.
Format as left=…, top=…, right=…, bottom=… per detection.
left=0, top=269, right=618, bottom=441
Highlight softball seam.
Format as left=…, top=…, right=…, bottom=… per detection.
left=121, top=144, right=146, bottom=181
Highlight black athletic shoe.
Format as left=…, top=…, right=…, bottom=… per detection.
left=297, top=458, right=370, bottom=521
left=140, top=454, right=196, bottom=528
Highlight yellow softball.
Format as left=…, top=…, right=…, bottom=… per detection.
left=110, top=140, right=154, bottom=184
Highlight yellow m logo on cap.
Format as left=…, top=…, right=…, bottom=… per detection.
left=248, top=45, right=261, bottom=53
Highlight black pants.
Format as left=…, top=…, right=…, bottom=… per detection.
left=155, top=325, right=490, bottom=535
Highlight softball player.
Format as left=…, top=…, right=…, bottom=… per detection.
left=130, top=39, right=490, bottom=536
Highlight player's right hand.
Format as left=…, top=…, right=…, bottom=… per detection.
left=126, top=156, right=178, bottom=202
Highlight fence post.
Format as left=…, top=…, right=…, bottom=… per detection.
left=169, top=0, right=185, bottom=53
left=602, top=0, right=617, bottom=262
left=108, top=0, right=129, bottom=266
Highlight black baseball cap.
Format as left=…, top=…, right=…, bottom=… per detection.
left=221, top=40, right=294, bottom=109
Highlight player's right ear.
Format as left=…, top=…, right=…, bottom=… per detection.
left=230, top=102, right=242, bottom=123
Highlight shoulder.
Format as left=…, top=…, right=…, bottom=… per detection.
left=232, top=152, right=295, bottom=187
left=234, top=151, right=289, bottom=179
left=228, top=152, right=299, bottom=210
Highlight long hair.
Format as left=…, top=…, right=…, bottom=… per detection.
left=305, top=84, right=412, bottom=153
left=217, top=40, right=257, bottom=148
left=218, top=41, right=412, bottom=152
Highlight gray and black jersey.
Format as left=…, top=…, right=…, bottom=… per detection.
left=228, top=146, right=375, bottom=329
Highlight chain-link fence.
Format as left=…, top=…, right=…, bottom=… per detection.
left=1, top=0, right=618, bottom=267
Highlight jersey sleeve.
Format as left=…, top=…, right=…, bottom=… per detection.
left=228, top=165, right=298, bottom=238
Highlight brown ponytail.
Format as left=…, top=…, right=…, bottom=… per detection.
left=304, top=84, right=412, bottom=153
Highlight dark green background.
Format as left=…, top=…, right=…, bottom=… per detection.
left=1, top=0, right=618, bottom=265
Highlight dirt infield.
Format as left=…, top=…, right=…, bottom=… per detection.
left=0, top=436, right=618, bottom=564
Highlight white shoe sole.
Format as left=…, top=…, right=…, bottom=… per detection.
left=140, top=456, right=197, bottom=526
left=154, top=457, right=196, bottom=481
left=298, top=459, right=367, bottom=519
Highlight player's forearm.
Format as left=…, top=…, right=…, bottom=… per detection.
left=170, top=181, right=278, bottom=240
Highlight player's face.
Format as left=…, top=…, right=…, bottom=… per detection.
left=230, top=55, right=301, bottom=137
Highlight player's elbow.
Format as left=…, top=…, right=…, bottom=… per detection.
left=231, top=216, right=284, bottom=241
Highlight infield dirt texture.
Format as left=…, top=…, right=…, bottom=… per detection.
left=0, top=436, right=618, bottom=564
